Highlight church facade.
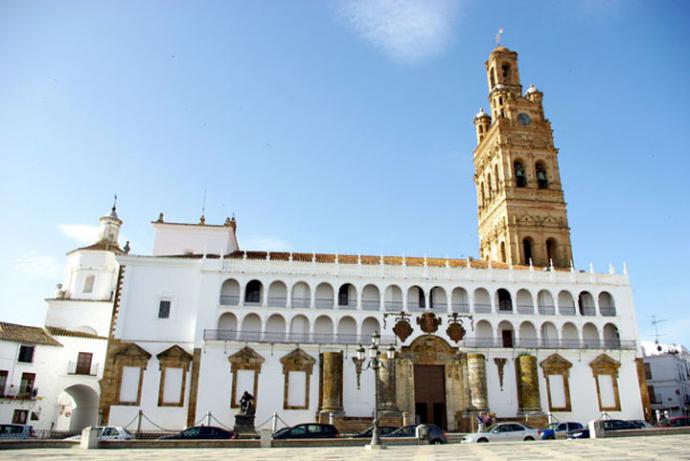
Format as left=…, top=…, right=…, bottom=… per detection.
left=1, top=46, right=650, bottom=433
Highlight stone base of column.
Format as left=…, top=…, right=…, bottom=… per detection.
left=318, top=409, right=344, bottom=424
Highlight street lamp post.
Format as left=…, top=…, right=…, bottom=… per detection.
left=356, top=331, right=396, bottom=450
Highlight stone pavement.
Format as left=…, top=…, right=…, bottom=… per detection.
left=1, top=434, right=690, bottom=461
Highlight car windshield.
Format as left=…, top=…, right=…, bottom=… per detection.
left=484, top=424, right=499, bottom=433
left=546, top=423, right=559, bottom=430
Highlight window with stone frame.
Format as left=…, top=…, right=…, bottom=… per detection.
left=158, top=300, right=171, bottom=319
left=280, top=348, right=316, bottom=410
left=113, top=343, right=151, bottom=406
left=227, top=346, right=265, bottom=408
left=590, top=354, right=622, bottom=412
left=156, top=345, right=193, bottom=407
left=18, top=345, right=34, bottom=363
left=540, top=353, right=573, bottom=412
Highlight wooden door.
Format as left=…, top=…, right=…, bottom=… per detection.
left=413, top=365, right=446, bottom=429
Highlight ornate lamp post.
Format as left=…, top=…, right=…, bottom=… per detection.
left=356, top=331, right=396, bottom=450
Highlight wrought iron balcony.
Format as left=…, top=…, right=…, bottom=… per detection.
left=361, top=300, right=381, bottom=311
left=204, top=329, right=396, bottom=345
left=267, top=297, right=287, bottom=308
left=219, top=295, right=240, bottom=306
left=384, top=301, right=403, bottom=312
left=600, top=307, right=617, bottom=317
left=315, top=298, right=334, bottom=309
left=474, top=303, right=492, bottom=314
left=460, top=337, right=635, bottom=350
left=538, top=305, right=555, bottom=315
left=452, top=302, right=470, bottom=313
left=291, top=297, right=310, bottom=308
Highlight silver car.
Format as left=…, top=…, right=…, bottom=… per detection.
left=462, top=422, right=539, bottom=443
left=65, top=426, right=134, bottom=441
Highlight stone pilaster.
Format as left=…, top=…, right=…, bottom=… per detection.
left=467, top=353, right=488, bottom=410
left=186, top=348, right=202, bottom=427
left=516, top=354, right=541, bottom=412
left=378, top=356, right=400, bottom=415
left=319, top=351, right=343, bottom=415
left=635, top=357, right=652, bottom=421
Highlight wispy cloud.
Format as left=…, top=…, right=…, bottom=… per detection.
left=242, top=236, right=293, bottom=252
left=336, top=0, right=461, bottom=64
left=57, top=224, right=101, bottom=245
left=15, top=251, right=61, bottom=280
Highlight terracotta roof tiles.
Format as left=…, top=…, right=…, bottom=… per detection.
left=0, top=322, right=62, bottom=346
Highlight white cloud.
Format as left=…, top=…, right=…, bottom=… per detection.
left=242, top=236, right=293, bottom=252
left=15, top=251, right=62, bottom=280
left=57, top=224, right=100, bottom=245
left=337, top=0, right=461, bottom=64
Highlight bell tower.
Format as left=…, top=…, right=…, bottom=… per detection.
left=473, top=46, right=573, bottom=268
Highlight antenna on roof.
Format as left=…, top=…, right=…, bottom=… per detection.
left=650, top=315, right=667, bottom=346
left=199, top=189, right=207, bottom=224
left=112, top=193, right=118, bottom=212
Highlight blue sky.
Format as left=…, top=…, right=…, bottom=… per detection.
left=0, top=1, right=688, bottom=346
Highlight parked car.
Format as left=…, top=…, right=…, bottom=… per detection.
left=657, top=416, right=690, bottom=428
left=626, top=419, right=653, bottom=429
left=272, top=423, right=339, bottom=439
left=462, top=422, right=538, bottom=443
left=567, top=419, right=639, bottom=439
left=158, top=426, right=235, bottom=440
left=351, top=426, right=398, bottom=438
left=538, top=422, right=583, bottom=440
left=64, top=426, right=134, bottom=441
left=387, top=424, right=447, bottom=444
left=0, top=424, right=36, bottom=439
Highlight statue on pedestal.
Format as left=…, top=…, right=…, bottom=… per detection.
left=234, top=391, right=257, bottom=436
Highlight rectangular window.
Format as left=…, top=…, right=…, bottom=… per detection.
left=648, top=385, right=656, bottom=403
left=548, top=374, right=566, bottom=409
left=287, top=371, right=307, bottom=408
left=644, top=362, right=652, bottom=380
left=19, top=372, right=35, bottom=398
left=158, top=300, right=171, bottom=319
left=12, top=410, right=28, bottom=424
left=162, top=367, right=184, bottom=404
left=119, top=366, right=141, bottom=403
left=75, top=352, right=93, bottom=375
left=0, top=370, right=7, bottom=396
left=597, top=374, right=616, bottom=409
left=18, top=345, right=35, bottom=363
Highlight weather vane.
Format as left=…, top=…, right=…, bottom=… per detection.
left=495, top=27, right=504, bottom=46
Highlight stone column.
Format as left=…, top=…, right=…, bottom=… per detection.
left=516, top=354, right=541, bottom=412
left=319, top=352, right=343, bottom=415
left=467, top=353, right=488, bottom=410
left=378, top=356, right=400, bottom=415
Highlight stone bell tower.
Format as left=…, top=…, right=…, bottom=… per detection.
left=472, top=46, right=573, bottom=268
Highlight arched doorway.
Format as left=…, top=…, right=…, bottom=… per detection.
left=60, top=384, right=99, bottom=432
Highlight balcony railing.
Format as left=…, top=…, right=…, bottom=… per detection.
left=559, top=307, right=576, bottom=316
left=67, top=361, right=99, bottom=376
left=337, top=302, right=357, bottom=310
left=315, top=298, right=334, bottom=309
left=408, top=304, right=426, bottom=312
left=204, top=329, right=396, bottom=345
left=600, top=307, right=617, bottom=317
left=460, top=337, right=635, bottom=350
left=267, top=297, right=287, bottom=308
left=429, top=302, right=447, bottom=311
left=384, top=301, right=403, bottom=312
left=474, top=303, right=491, bottom=314
left=291, top=297, right=310, bottom=308
left=219, top=295, right=240, bottom=306
left=452, top=302, right=470, bottom=313
left=361, top=300, right=381, bottom=311
left=580, top=306, right=596, bottom=316
left=538, top=305, right=555, bottom=315
left=517, top=305, right=534, bottom=315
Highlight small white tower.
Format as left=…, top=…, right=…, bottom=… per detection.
left=98, top=196, right=122, bottom=248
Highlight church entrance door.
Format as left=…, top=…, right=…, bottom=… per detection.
left=413, top=365, right=446, bottom=429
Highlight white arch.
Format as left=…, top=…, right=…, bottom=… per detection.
left=337, top=283, right=357, bottom=309
left=582, top=322, right=600, bottom=348
left=314, top=315, right=334, bottom=338
left=497, top=320, right=514, bottom=347
left=265, top=314, right=286, bottom=341
left=337, top=316, right=357, bottom=342
left=537, top=290, right=555, bottom=315
left=289, top=315, right=310, bottom=342
left=519, top=321, right=537, bottom=347
left=315, top=282, right=335, bottom=308
left=516, top=289, right=534, bottom=314
left=241, top=313, right=261, bottom=341
left=475, top=320, right=493, bottom=347
left=220, top=279, right=240, bottom=305
left=384, top=285, right=403, bottom=311
left=361, top=317, right=380, bottom=342
left=290, top=281, right=311, bottom=308
left=558, top=290, right=576, bottom=316
left=451, top=287, right=469, bottom=313
left=62, top=384, right=99, bottom=432
left=473, top=288, right=491, bottom=313
left=267, top=281, right=287, bottom=307
left=599, top=292, right=616, bottom=317
left=430, top=286, right=448, bottom=311
left=541, top=321, right=558, bottom=347
left=561, top=322, right=579, bottom=347
left=361, top=284, right=381, bottom=311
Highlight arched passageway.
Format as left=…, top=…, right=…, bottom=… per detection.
left=61, top=384, right=99, bottom=432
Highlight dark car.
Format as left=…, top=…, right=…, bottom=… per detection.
left=567, top=419, right=638, bottom=439
left=387, top=424, right=447, bottom=444
left=272, top=423, right=339, bottom=439
left=351, top=426, right=398, bottom=438
left=658, top=416, right=690, bottom=428
left=158, top=426, right=235, bottom=440
left=538, top=422, right=583, bottom=440
left=0, top=424, right=36, bottom=440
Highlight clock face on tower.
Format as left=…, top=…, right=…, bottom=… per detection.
left=518, top=112, right=532, bottom=126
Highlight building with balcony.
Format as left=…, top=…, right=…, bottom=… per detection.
left=642, top=341, right=690, bottom=419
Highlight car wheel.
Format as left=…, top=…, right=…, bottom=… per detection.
left=478, top=438, right=489, bottom=443
left=524, top=436, right=534, bottom=441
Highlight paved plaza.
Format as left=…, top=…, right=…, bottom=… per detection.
left=2, top=435, right=690, bottom=461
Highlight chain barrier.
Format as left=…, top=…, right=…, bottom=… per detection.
left=121, top=412, right=141, bottom=430
left=254, top=415, right=274, bottom=429
left=141, top=412, right=177, bottom=432
left=209, top=413, right=235, bottom=432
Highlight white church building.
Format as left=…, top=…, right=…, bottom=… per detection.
left=1, top=45, right=650, bottom=433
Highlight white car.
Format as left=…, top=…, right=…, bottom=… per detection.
left=65, top=426, right=134, bottom=441
left=462, top=422, right=539, bottom=443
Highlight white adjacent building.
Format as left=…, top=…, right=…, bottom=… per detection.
left=642, top=341, right=690, bottom=419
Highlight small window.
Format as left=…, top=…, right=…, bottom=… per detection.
left=18, top=345, right=34, bottom=363
left=338, top=285, right=349, bottom=306
left=82, top=275, right=95, bottom=294
left=522, top=238, right=533, bottom=265
left=12, top=410, right=28, bottom=424
left=502, top=63, right=511, bottom=81
left=644, top=363, right=652, bottom=380
left=158, top=300, right=171, bottom=319
left=514, top=161, right=527, bottom=187
left=0, top=370, right=7, bottom=396
left=536, top=162, right=549, bottom=189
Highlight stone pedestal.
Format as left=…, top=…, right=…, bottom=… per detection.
left=467, top=353, right=488, bottom=410
left=319, top=352, right=344, bottom=418
left=378, top=356, right=400, bottom=416
left=233, top=414, right=256, bottom=437
left=516, top=354, right=541, bottom=412
left=80, top=426, right=98, bottom=449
